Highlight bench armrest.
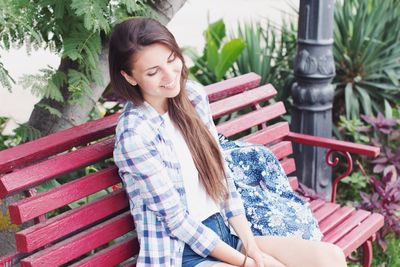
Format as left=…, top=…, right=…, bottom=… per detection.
left=285, top=132, right=380, bottom=157
left=285, top=132, right=380, bottom=203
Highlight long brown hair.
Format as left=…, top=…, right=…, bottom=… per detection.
left=109, top=18, right=228, bottom=202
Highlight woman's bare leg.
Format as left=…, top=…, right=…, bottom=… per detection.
left=248, top=236, right=347, bottom=267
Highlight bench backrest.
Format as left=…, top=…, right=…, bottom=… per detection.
left=0, top=73, right=297, bottom=266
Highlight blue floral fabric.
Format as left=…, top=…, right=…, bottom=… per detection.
left=219, top=135, right=323, bottom=241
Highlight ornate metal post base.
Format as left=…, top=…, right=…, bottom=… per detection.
left=291, top=0, right=335, bottom=197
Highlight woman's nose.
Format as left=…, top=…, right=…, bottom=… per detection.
left=162, top=66, right=175, bottom=82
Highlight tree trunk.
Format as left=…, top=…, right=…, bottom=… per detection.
left=147, top=0, right=187, bottom=24
left=1, top=0, right=187, bottom=258
left=28, top=39, right=110, bottom=135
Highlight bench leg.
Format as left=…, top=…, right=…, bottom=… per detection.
left=362, top=240, right=373, bottom=267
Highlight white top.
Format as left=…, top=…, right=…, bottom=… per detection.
left=161, top=112, right=219, bottom=221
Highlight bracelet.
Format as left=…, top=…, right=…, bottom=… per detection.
left=241, top=247, right=248, bottom=267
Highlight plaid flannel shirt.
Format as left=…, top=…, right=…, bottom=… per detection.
left=113, top=80, right=245, bottom=266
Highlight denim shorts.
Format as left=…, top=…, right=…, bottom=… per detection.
left=181, top=213, right=241, bottom=267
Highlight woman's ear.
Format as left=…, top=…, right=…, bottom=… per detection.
left=120, top=70, right=137, bottom=86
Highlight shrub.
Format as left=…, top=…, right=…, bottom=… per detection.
left=333, top=0, right=400, bottom=120
left=184, top=19, right=245, bottom=85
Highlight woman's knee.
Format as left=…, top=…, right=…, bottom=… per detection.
left=314, top=243, right=347, bottom=267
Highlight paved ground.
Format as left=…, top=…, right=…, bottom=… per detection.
left=0, top=0, right=298, bottom=133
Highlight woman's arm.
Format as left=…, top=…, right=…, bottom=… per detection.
left=209, top=240, right=248, bottom=266
left=114, top=129, right=220, bottom=257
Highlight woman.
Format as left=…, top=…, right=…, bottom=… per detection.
left=110, top=17, right=347, bottom=267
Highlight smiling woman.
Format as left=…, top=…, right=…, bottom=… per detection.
left=108, top=17, right=347, bottom=267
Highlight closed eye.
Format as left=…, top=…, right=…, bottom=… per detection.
left=147, top=68, right=158, bottom=76
left=168, top=52, right=177, bottom=62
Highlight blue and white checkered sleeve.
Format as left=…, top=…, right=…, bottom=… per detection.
left=114, top=129, right=220, bottom=257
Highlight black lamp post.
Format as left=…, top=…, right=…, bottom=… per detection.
left=291, top=0, right=335, bottom=197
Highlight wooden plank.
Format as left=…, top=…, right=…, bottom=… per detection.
left=70, top=235, right=140, bottom=267
left=285, top=132, right=380, bottom=157
left=318, top=206, right=355, bottom=235
left=288, top=176, right=299, bottom=191
left=205, top=73, right=261, bottom=102
left=322, top=210, right=370, bottom=243
left=16, top=190, right=128, bottom=253
left=0, top=138, right=114, bottom=198
left=335, top=213, right=384, bottom=256
left=9, top=166, right=120, bottom=224
left=0, top=113, right=119, bottom=174
left=210, top=84, right=277, bottom=119
left=313, top=202, right=340, bottom=222
left=241, top=122, right=290, bottom=146
left=269, top=141, right=293, bottom=160
left=280, top=158, right=296, bottom=176
left=20, top=211, right=134, bottom=267
left=216, top=102, right=286, bottom=137
left=309, top=199, right=326, bottom=212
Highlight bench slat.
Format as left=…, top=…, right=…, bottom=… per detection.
left=280, top=158, right=296, bottom=176
left=309, top=199, right=326, bottom=211
left=0, top=138, right=114, bottom=198
left=318, top=206, right=355, bottom=235
left=288, top=176, right=299, bottom=191
left=241, top=122, right=290, bottom=145
left=322, top=210, right=370, bottom=243
left=205, top=73, right=261, bottom=102
left=313, top=202, right=340, bottom=222
left=0, top=113, right=119, bottom=174
left=9, top=166, right=119, bottom=224
left=70, top=235, right=140, bottom=267
left=216, top=102, right=286, bottom=137
left=20, top=211, right=133, bottom=267
left=16, top=190, right=128, bottom=253
left=269, top=141, right=293, bottom=160
left=210, top=84, right=276, bottom=119
left=335, top=213, right=384, bottom=256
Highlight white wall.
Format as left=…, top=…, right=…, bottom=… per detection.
left=0, top=0, right=298, bottom=133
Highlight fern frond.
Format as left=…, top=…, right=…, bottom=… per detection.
left=120, top=0, right=144, bottom=14
left=63, top=31, right=101, bottom=70
left=13, top=123, right=42, bottom=143
left=19, top=68, right=65, bottom=102
left=36, top=103, right=62, bottom=118
left=70, top=0, right=110, bottom=32
left=67, top=69, right=92, bottom=105
left=0, top=60, right=15, bottom=92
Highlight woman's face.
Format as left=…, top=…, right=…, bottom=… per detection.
left=121, top=43, right=183, bottom=113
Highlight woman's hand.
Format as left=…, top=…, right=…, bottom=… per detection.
left=246, top=254, right=286, bottom=267
left=244, top=244, right=286, bottom=267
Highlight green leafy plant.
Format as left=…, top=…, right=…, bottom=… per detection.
left=333, top=0, right=400, bottom=120
left=233, top=20, right=297, bottom=107
left=0, top=116, right=41, bottom=150
left=0, top=0, right=150, bottom=112
left=337, top=171, right=369, bottom=205
left=185, top=19, right=245, bottom=84
left=337, top=115, right=370, bottom=143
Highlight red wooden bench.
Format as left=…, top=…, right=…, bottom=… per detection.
left=0, top=73, right=384, bottom=267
